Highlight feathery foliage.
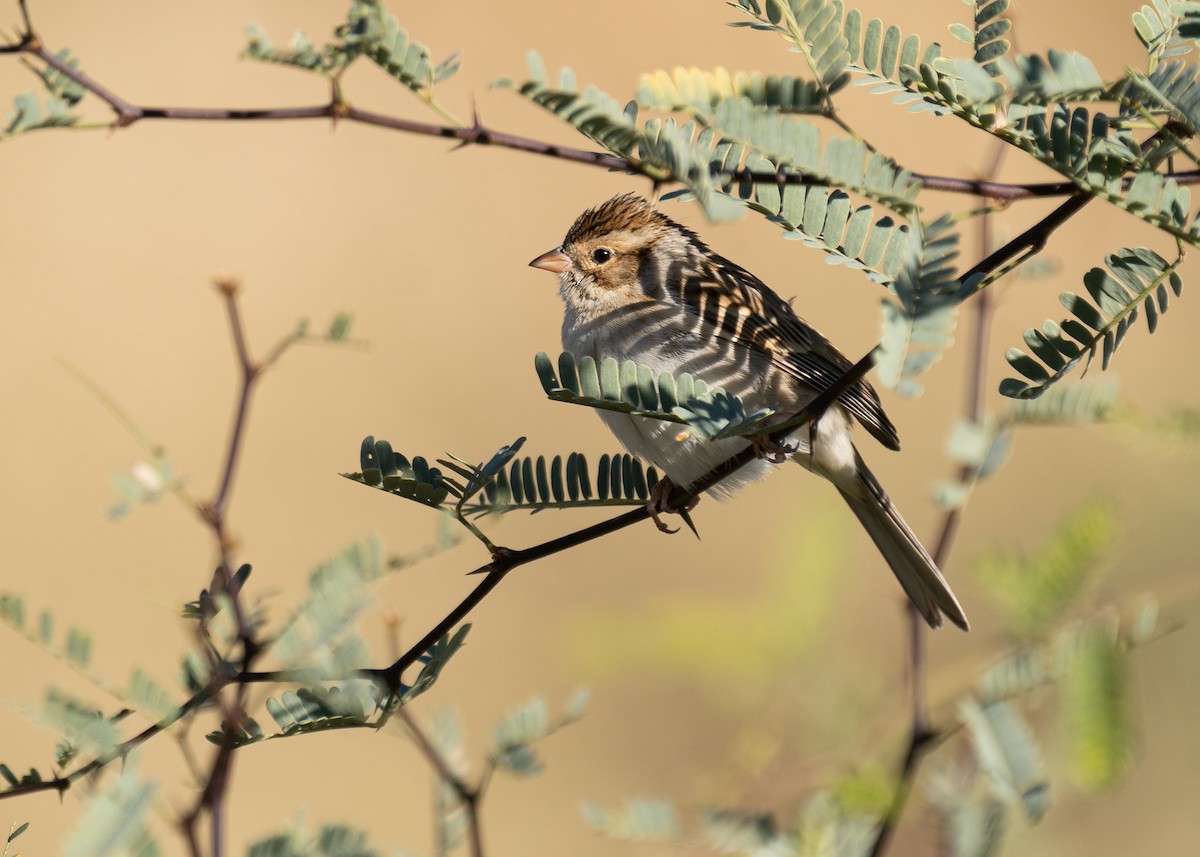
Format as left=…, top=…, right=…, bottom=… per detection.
left=490, top=690, right=590, bottom=776
left=732, top=0, right=943, bottom=105
left=248, top=822, right=390, bottom=857
left=1008, top=380, right=1119, bottom=425
left=1062, top=626, right=1133, bottom=792
left=62, top=765, right=158, bottom=857
left=959, top=697, right=1049, bottom=823
left=876, top=215, right=960, bottom=396
left=266, top=538, right=385, bottom=677
left=244, top=1, right=459, bottom=99
left=499, top=53, right=640, bottom=156
left=638, top=67, right=827, bottom=117
left=1130, top=61, right=1200, bottom=137
left=507, top=53, right=919, bottom=218
left=974, top=503, right=1114, bottom=638
left=1133, top=1, right=1196, bottom=71
left=345, top=434, right=662, bottom=515
left=2, top=47, right=85, bottom=139
left=536, top=350, right=779, bottom=441
left=695, top=157, right=910, bottom=284
left=958, top=0, right=1013, bottom=77
left=702, top=97, right=921, bottom=213
left=228, top=685, right=376, bottom=745
left=3, top=90, right=78, bottom=136
left=1000, top=247, right=1184, bottom=399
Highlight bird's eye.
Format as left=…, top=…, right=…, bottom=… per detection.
left=591, top=248, right=613, bottom=264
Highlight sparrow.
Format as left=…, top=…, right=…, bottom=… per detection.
left=529, top=193, right=968, bottom=631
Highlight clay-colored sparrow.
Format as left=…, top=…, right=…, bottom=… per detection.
left=530, top=194, right=967, bottom=630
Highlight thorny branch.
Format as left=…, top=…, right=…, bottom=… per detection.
left=5, top=12, right=1200, bottom=202
left=0, top=5, right=1191, bottom=856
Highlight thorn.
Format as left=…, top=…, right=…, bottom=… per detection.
left=679, top=509, right=700, bottom=539
left=470, top=94, right=482, bottom=132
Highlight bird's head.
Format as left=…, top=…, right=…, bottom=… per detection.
left=529, top=193, right=703, bottom=312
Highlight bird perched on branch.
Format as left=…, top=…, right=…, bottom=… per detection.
left=530, top=193, right=968, bottom=631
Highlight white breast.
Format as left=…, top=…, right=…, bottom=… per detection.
left=560, top=300, right=851, bottom=497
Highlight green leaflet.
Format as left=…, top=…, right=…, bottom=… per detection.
left=62, top=765, right=158, bottom=857
left=876, top=216, right=961, bottom=397
left=1133, top=1, right=1196, bottom=71
left=970, top=0, right=1013, bottom=77
left=732, top=0, right=942, bottom=101
left=1063, top=629, right=1133, bottom=792
left=1000, top=247, right=1184, bottom=399
left=703, top=97, right=920, bottom=214
left=536, top=350, right=779, bottom=441
left=344, top=433, right=661, bottom=514
left=960, top=697, right=1050, bottom=823
left=490, top=690, right=590, bottom=776
left=3, top=91, right=78, bottom=137
left=248, top=823, right=384, bottom=857
left=583, top=798, right=682, bottom=841
left=997, top=51, right=1109, bottom=103
left=695, top=148, right=910, bottom=284
left=1008, top=380, right=1119, bottom=425
left=638, top=67, right=827, bottom=116
left=973, top=503, right=1114, bottom=638
left=902, top=57, right=1200, bottom=244
left=2, top=47, right=85, bottom=139
left=502, top=55, right=743, bottom=220
left=243, top=2, right=459, bottom=94
left=267, top=537, right=384, bottom=674
left=1130, top=61, right=1200, bottom=137
left=498, top=52, right=642, bottom=156
left=506, top=53, right=918, bottom=220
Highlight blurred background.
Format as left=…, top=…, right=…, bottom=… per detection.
left=1, top=1, right=1198, bottom=854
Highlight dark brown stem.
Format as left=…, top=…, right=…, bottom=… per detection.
left=867, top=141, right=1007, bottom=857
left=0, top=685, right=219, bottom=803
left=213, top=283, right=256, bottom=518
left=958, top=192, right=1092, bottom=292
left=374, top=350, right=878, bottom=686
left=10, top=36, right=1199, bottom=201
left=399, top=708, right=485, bottom=857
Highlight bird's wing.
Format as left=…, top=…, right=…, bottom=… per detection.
left=677, top=251, right=901, bottom=451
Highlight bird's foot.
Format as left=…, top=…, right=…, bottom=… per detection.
left=750, top=434, right=797, bottom=464
left=647, top=477, right=699, bottom=535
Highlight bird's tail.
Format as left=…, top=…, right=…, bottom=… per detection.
left=836, top=458, right=969, bottom=631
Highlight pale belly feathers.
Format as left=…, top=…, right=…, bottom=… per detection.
left=563, top=304, right=861, bottom=497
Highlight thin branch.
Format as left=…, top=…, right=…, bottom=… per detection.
left=0, top=686, right=219, bottom=803
left=212, top=279, right=256, bottom=518
left=13, top=37, right=1200, bottom=201
left=399, top=708, right=485, bottom=857
left=958, top=192, right=1092, bottom=293
left=867, top=141, right=1008, bottom=857
left=16, top=0, right=31, bottom=38
left=372, top=349, right=879, bottom=686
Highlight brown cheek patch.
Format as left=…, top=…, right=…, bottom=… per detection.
left=593, top=255, right=640, bottom=292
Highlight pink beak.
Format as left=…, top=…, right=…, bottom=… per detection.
left=529, top=247, right=572, bottom=274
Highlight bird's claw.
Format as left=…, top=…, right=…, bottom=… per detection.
left=751, top=435, right=797, bottom=464
left=646, top=477, right=699, bottom=536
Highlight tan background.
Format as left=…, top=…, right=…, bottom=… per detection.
left=1, top=1, right=1199, bottom=854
